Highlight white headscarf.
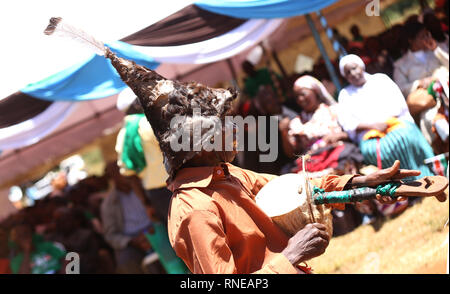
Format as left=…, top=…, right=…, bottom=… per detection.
left=339, top=54, right=366, bottom=77
left=293, top=75, right=336, bottom=105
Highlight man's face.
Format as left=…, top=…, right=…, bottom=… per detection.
left=105, top=163, right=132, bottom=193
left=411, top=29, right=433, bottom=51
left=344, top=63, right=366, bottom=87
left=255, top=86, right=281, bottom=115
left=11, top=225, right=32, bottom=245
left=51, top=172, right=67, bottom=190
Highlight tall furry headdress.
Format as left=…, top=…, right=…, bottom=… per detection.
left=45, top=17, right=238, bottom=177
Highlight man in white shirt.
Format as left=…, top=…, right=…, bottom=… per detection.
left=393, top=21, right=449, bottom=152
left=101, top=162, right=155, bottom=274
left=393, top=20, right=449, bottom=99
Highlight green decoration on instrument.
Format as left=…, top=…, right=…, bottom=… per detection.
left=313, top=186, right=325, bottom=194
left=376, top=182, right=400, bottom=197
left=313, top=188, right=356, bottom=204
left=312, top=182, right=400, bottom=205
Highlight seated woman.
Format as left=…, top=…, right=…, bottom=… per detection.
left=279, top=75, right=364, bottom=177
left=337, top=54, right=435, bottom=179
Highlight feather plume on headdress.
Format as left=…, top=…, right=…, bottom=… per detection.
left=44, top=17, right=106, bottom=56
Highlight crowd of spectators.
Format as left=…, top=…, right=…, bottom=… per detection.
left=233, top=2, right=448, bottom=234
left=0, top=167, right=169, bottom=274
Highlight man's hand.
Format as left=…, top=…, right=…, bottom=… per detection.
left=418, top=76, right=434, bottom=89
left=146, top=206, right=159, bottom=222
left=323, top=132, right=348, bottom=144
left=357, top=122, right=388, bottom=133
left=129, top=233, right=152, bottom=252
left=350, top=160, right=421, bottom=203
left=282, top=223, right=330, bottom=265
left=371, top=122, right=389, bottom=133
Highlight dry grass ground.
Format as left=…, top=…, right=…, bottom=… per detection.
left=308, top=194, right=449, bottom=274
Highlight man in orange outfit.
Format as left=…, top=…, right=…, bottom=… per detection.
left=166, top=139, right=420, bottom=274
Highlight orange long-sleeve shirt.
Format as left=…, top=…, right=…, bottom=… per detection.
left=167, top=162, right=353, bottom=274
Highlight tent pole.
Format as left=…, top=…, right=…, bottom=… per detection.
left=260, top=42, right=288, bottom=80
left=226, top=58, right=241, bottom=91
left=316, top=11, right=347, bottom=58
left=271, top=50, right=288, bottom=80
left=305, top=13, right=342, bottom=92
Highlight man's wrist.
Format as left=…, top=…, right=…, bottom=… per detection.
left=345, top=174, right=366, bottom=189
left=282, top=249, right=305, bottom=265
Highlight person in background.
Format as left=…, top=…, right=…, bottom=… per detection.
left=49, top=171, right=68, bottom=198
left=312, top=62, right=339, bottom=99
left=378, top=24, right=409, bottom=62
left=338, top=54, right=436, bottom=210
left=64, top=181, right=104, bottom=235
left=279, top=75, right=363, bottom=178
left=339, top=54, right=435, bottom=176
left=332, top=28, right=349, bottom=52
left=238, top=84, right=298, bottom=175
left=393, top=20, right=448, bottom=101
left=241, top=60, right=285, bottom=100
left=0, top=226, right=11, bottom=274
left=30, top=196, right=70, bottom=238
left=47, top=206, right=115, bottom=274
left=350, top=24, right=364, bottom=43
left=115, top=92, right=189, bottom=273
left=393, top=20, right=449, bottom=154
left=364, top=36, right=394, bottom=78
left=101, top=162, right=157, bottom=274
left=279, top=75, right=366, bottom=233
left=423, top=12, right=449, bottom=51
left=9, top=223, right=67, bottom=274
left=440, top=0, right=449, bottom=30
left=115, top=90, right=172, bottom=225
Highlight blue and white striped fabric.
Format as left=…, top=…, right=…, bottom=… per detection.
left=20, top=18, right=280, bottom=102
left=21, top=41, right=160, bottom=102
left=359, top=121, right=435, bottom=180
left=18, top=0, right=341, bottom=102
left=195, top=0, right=338, bottom=19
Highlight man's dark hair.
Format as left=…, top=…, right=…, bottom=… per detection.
left=423, top=12, right=447, bottom=42
left=350, top=24, right=361, bottom=37
left=445, top=0, right=449, bottom=20
left=404, top=20, right=427, bottom=43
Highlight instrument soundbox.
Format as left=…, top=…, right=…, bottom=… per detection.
left=255, top=173, right=334, bottom=238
